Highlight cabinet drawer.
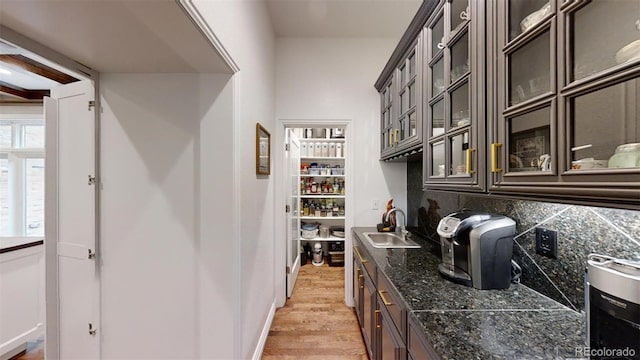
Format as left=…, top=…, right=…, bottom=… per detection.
left=353, top=240, right=375, bottom=283
left=376, top=270, right=405, bottom=339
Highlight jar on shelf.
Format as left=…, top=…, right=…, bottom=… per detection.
left=321, top=142, right=329, bottom=157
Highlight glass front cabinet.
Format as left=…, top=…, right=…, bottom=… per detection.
left=490, top=0, right=640, bottom=205
left=379, top=40, right=424, bottom=160
left=423, top=0, right=487, bottom=191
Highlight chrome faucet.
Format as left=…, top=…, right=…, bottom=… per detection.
left=385, top=208, right=408, bottom=238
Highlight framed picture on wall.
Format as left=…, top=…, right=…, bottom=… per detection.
left=256, top=123, right=271, bottom=175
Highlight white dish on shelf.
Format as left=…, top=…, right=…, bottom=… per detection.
left=520, top=2, right=551, bottom=33
left=615, top=40, right=640, bottom=64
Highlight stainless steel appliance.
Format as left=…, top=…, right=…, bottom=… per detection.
left=436, top=211, right=516, bottom=290
left=586, top=254, right=640, bottom=359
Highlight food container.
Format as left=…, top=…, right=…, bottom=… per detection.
left=331, top=166, right=344, bottom=175
left=608, top=143, right=640, bottom=168
left=319, top=225, right=330, bottom=238
left=308, top=168, right=320, bottom=175
left=301, top=228, right=318, bottom=239
left=301, top=223, right=319, bottom=239
left=312, top=128, right=326, bottom=138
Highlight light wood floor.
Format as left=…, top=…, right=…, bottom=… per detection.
left=261, top=261, right=368, bottom=360
left=13, top=264, right=367, bottom=360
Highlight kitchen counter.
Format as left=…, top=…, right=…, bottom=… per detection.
left=352, top=227, right=585, bottom=359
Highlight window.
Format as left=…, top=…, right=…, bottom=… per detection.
left=0, top=120, right=45, bottom=237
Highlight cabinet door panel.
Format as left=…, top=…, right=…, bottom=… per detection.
left=570, top=78, right=640, bottom=171
left=507, top=106, right=552, bottom=174
left=450, top=31, right=469, bottom=84
left=508, top=0, right=551, bottom=41
left=572, top=0, right=640, bottom=81
left=509, top=30, right=551, bottom=106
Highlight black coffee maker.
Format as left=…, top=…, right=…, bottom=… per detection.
left=586, top=254, right=640, bottom=359
left=436, top=211, right=516, bottom=290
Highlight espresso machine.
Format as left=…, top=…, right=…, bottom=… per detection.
left=586, top=254, right=640, bottom=359
left=437, top=211, right=516, bottom=290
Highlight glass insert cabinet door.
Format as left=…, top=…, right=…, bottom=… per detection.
left=567, top=1, right=640, bottom=173
left=398, top=47, right=418, bottom=143
left=380, top=80, right=394, bottom=154
left=425, top=0, right=478, bottom=185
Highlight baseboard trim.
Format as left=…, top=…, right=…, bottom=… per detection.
left=0, top=324, right=40, bottom=360
left=251, top=301, right=276, bottom=360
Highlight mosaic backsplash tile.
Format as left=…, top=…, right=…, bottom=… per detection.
left=406, top=161, right=640, bottom=311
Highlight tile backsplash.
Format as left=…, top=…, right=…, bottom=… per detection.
left=407, top=161, right=640, bottom=312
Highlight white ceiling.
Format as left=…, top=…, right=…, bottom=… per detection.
left=0, top=0, right=420, bottom=90
left=0, top=0, right=232, bottom=75
left=266, top=0, right=422, bottom=38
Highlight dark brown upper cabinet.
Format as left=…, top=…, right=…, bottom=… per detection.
left=489, top=0, right=640, bottom=207
left=423, top=0, right=487, bottom=192
left=379, top=40, right=424, bottom=161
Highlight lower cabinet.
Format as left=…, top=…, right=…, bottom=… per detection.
left=377, top=298, right=407, bottom=360
left=353, top=236, right=408, bottom=360
left=363, top=270, right=376, bottom=359
left=407, top=315, right=440, bottom=360
left=353, top=250, right=375, bottom=359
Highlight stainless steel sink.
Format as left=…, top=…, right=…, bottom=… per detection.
left=362, top=232, right=421, bottom=249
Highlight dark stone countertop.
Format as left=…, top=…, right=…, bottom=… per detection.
left=352, top=227, right=585, bottom=360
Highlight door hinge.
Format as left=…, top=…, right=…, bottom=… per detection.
left=285, top=143, right=290, bottom=151
left=285, top=204, right=291, bottom=213
left=88, top=175, right=96, bottom=185
left=286, top=266, right=291, bottom=274
left=88, top=249, right=97, bottom=260
left=88, top=100, right=96, bottom=111
left=88, top=323, right=97, bottom=336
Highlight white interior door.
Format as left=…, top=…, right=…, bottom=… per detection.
left=286, top=130, right=301, bottom=298
left=45, top=79, right=99, bottom=359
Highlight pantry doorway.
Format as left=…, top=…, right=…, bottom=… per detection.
left=276, top=119, right=353, bottom=308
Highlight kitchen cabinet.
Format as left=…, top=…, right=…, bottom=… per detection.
left=423, top=0, right=487, bottom=191
left=376, top=270, right=407, bottom=360
left=353, top=232, right=408, bottom=360
left=298, top=133, right=347, bottom=246
left=379, top=41, right=424, bottom=162
left=407, top=315, right=440, bottom=360
left=376, top=301, right=406, bottom=360
left=488, top=0, right=640, bottom=205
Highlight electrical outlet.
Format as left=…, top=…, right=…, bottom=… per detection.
left=372, top=199, right=379, bottom=210
left=535, top=227, right=558, bottom=259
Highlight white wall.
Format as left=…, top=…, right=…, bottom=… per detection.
left=99, top=73, right=236, bottom=358
left=191, top=1, right=277, bottom=358
left=275, top=38, right=408, bottom=226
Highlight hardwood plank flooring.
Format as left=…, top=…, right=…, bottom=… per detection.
left=262, top=262, right=368, bottom=360
left=12, top=264, right=367, bottom=360
left=13, top=337, right=43, bottom=360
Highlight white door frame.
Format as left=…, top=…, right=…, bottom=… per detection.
left=274, top=118, right=354, bottom=308
left=0, top=26, right=100, bottom=359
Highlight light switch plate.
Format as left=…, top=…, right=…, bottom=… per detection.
left=372, top=199, right=379, bottom=210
